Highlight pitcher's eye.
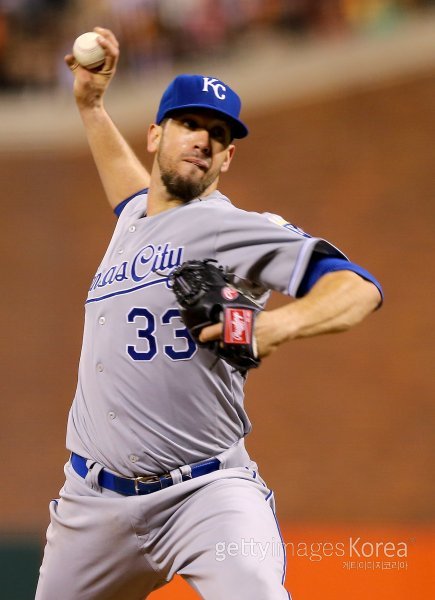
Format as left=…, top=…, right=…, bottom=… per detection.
left=210, top=126, right=226, bottom=142
left=182, top=118, right=198, bottom=130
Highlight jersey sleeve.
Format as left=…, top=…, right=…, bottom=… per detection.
left=214, top=208, right=348, bottom=296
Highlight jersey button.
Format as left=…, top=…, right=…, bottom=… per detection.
left=99, top=316, right=106, bottom=325
left=128, top=225, right=136, bottom=233
left=108, top=411, right=116, bottom=420
left=117, top=249, right=124, bottom=254
left=129, top=454, right=139, bottom=463
left=97, top=363, right=104, bottom=372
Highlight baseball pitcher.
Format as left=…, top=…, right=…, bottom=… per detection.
left=35, top=28, right=383, bottom=600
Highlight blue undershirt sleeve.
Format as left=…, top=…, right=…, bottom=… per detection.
left=113, top=188, right=149, bottom=218
left=296, top=254, right=383, bottom=303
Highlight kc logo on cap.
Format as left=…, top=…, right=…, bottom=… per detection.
left=202, top=77, right=226, bottom=100
left=155, top=74, right=249, bottom=139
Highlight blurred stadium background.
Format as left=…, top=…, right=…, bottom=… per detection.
left=0, top=1, right=434, bottom=598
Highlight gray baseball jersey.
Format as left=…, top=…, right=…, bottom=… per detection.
left=67, top=190, right=345, bottom=477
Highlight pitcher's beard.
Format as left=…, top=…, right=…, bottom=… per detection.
left=161, top=168, right=213, bottom=202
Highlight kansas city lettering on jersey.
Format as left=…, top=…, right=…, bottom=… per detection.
left=89, top=243, right=184, bottom=293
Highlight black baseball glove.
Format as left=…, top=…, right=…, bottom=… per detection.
left=169, top=259, right=261, bottom=373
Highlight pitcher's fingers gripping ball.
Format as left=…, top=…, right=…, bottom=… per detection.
left=66, top=27, right=119, bottom=80
left=170, top=259, right=261, bottom=373
left=73, top=32, right=106, bottom=69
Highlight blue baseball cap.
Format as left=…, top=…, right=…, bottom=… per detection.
left=156, top=74, right=249, bottom=139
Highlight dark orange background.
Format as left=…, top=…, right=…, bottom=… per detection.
left=1, top=70, right=434, bottom=598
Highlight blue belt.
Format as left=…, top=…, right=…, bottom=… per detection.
left=71, top=452, right=221, bottom=496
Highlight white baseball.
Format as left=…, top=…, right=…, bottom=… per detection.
left=73, top=32, right=106, bottom=69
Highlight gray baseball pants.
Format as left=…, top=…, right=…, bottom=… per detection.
left=36, top=456, right=290, bottom=599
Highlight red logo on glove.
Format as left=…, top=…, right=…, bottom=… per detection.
left=224, top=308, right=253, bottom=344
left=221, top=286, right=239, bottom=301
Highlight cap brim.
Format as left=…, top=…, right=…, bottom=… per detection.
left=162, top=104, right=249, bottom=139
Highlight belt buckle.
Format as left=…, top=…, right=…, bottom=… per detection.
left=134, top=474, right=159, bottom=494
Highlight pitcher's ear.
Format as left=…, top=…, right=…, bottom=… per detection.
left=220, top=144, right=236, bottom=174
left=147, top=123, right=162, bottom=153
